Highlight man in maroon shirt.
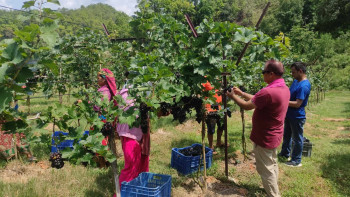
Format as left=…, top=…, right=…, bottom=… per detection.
left=226, top=60, right=290, bottom=197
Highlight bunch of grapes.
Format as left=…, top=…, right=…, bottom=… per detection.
left=170, top=104, right=187, bottom=123
left=140, top=102, right=151, bottom=133
left=100, top=122, right=114, bottom=137
left=159, top=102, right=171, bottom=116
left=190, top=97, right=203, bottom=123
left=174, top=72, right=181, bottom=84
left=179, top=145, right=209, bottom=156
left=49, top=152, right=64, bottom=169
left=170, top=96, right=203, bottom=124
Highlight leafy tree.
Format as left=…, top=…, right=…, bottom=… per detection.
left=137, top=0, right=195, bottom=21
left=58, top=3, right=131, bottom=38
left=0, top=10, right=29, bottom=40
left=314, top=0, right=350, bottom=34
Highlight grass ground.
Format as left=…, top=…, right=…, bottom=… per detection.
left=0, top=91, right=349, bottom=197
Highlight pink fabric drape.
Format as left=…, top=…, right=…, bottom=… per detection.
left=99, top=68, right=117, bottom=98
left=119, top=136, right=149, bottom=187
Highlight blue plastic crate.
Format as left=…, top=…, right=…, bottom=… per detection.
left=121, top=172, right=172, bottom=197
left=51, top=131, right=89, bottom=153
left=51, top=131, right=73, bottom=153
left=171, top=143, right=213, bottom=175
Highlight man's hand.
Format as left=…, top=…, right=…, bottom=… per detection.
left=226, top=86, right=256, bottom=110
left=225, top=87, right=235, bottom=99
left=233, top=87, right=243, bottom=97
left=289, top=99, right=303, bottom=108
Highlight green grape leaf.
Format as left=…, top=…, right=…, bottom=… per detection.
left=15, top=24, right=40, bottom=42
left=40, top=19, right=59, bottom=48
left=47, top=0, right=60, bottom=5
left=61, top=150, right=73, bottom=159
left=22, top=1, right=35, bottom=9
left=105, top=152, right=116, bottom=163
left=2, top=42, right=24, bottom=64
left=38, top=60, right=58, bottom=75
left=0, top=64, right=9, bottom=83
left=118, top=107, right=139, bottom=126
left=0, top=87, right=12, bottom=112
left=16, top=67, right=34, bottom=83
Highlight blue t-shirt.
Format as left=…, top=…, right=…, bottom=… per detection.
left=286, top=79, right=311, bottom=119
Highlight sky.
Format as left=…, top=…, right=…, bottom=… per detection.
left=0, top=0, right=139, bottom=16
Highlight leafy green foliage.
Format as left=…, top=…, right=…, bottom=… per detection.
left=42, top=88, right=131, bottom=165
left=0, top=1, right=60, bottom=158
left=1, top=0, right=348, bottom=167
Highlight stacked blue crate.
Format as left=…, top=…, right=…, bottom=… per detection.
left=121, top=172, right=172, bottom=197
left=171, top=143, right=213, bottom=175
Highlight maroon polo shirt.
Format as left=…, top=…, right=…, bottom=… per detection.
left=251, top=85, right=290, bottom=149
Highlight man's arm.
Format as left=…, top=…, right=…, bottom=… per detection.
left=289, top=99, right=303, bottom=108
left=232, top=87, right=254, bottom=100
left=226, top=92, right=256, bottom=110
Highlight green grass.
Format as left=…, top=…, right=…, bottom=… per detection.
left=1, top=91, right=350, bottom=196
left=17, top=91, right=77, bottom=116
left=278, top=91, right=350, bottom=197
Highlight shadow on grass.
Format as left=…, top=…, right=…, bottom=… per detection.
left=341, top=102, right=350, bottom=118
left=320, top=152, right=350, bottom=196
left=332, top=138, right=350, bottom=145
left=85, top=168, right=115, bottom=197
left=238, top=182, right=267, bottom=197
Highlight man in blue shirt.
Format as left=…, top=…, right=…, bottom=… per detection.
left=279, top=62, right=311, bottom=167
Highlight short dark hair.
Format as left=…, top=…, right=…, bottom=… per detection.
left=291, top=62, right=306, bottom=73
left=265, top=59, right=284, bottom=76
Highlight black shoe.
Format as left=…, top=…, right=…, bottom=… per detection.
left=285, top=161, right=302, bottom=167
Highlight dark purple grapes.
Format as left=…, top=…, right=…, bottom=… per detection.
left=140, top=103, right=151, bottom=133
left=179, top=145, right=209, bottom=156
left=101, top=122, right=114, bottom=137
left=49, top=152, right=64, bottom=169
left=170, top=96, right=203, bottom=124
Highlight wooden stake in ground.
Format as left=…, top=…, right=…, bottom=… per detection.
left=240, top=107, right=247, bottom=161
left=222, top=54, right=230, bottom=177
left=108, top=131, right=120, bottom=197
left=201, top=108, right=207, bottom=190
left=26, top=95, right=30, bottom=114
left=13, top=134, right=18, bottom=160
left=59, top=67, right=63, bottom=104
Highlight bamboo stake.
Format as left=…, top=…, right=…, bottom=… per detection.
left=13, top=134, right=18, bottom=159
left=108, top=131, right=120, bottom=197
left=222, top=55, right=229, bottom=177
left=240, top=108, right=247, bottom=161
left=59, top=67, right=63, bottom=104
left=26, top=95, right=30, bottom=114
left=201, top=109, right=207, bottom=190
left=68, top=86, right=71, bottom=103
